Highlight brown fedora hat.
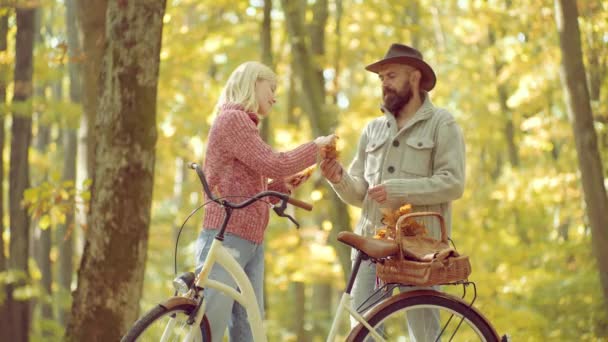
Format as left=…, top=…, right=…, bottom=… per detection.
left=365, top=43, right=437, bottom=91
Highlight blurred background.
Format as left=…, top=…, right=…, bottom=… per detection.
left=0, top=0, right=607, bottom=341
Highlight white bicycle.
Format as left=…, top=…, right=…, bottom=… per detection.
left=121, top=162, right=505, bottom=341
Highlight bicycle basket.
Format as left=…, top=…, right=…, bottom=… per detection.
left=375, top=211, right=472, bottom=287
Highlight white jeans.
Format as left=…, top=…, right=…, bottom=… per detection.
left=351, top=259, right=441, bottom=341
left=195, top=229, right=265, bottom=342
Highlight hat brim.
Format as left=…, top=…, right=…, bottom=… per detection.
left=365, top=56, right=437, bottom=91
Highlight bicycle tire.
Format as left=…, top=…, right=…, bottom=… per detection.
left=348, top=290, right=500, bottom=342
left=121, top=297, right=211, bottom=342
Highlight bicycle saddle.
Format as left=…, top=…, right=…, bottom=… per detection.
left=337, top=231, right=399, bottom=259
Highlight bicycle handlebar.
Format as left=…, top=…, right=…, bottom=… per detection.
left=287, top=197, right=313, bottom=211
left=188, top=162, right=314, bottom=212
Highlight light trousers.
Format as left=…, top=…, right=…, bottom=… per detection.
left=195, top=229, right=264, bottom=342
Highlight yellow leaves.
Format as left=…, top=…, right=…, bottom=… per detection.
left=38, top=215, right=51, bottom=230
left=23, top=179, right=90, bottom=230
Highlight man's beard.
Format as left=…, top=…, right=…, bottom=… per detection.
left=383, top=85, right=412, bottom=116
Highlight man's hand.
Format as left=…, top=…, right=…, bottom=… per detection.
left=367, top=184, right=387, bottom=204
left=320, top=158, right=343, bottom=184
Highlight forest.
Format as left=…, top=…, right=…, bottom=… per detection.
left=0, top=0, right=607, bottom=341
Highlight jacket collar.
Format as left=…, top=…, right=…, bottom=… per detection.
left=380, top=93, right=434, bottom=133
left=221, top=103, right=260, bottom=125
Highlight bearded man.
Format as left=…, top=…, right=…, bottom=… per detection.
left=320, top=43, right=466, bottom=341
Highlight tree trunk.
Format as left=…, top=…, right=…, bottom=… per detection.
left=8, top=8, right=36, bottom=342
left=312, top=283, right=332, bottom=339
left=259, top=0, right=273, bottom=143
left=280, top=0, right=324, bottom=136
left=282, top=0, right=351, bottom=281
left=57, top=0, right=81, bottom=326
left=579, top=3, right=608, bottom=159
left=58, top=130, right=77, bottom=325
left=66, top=1, right=166, bottom=340
left=488, top=28, right=519, bottom=169
left=0, top=13, right=9, bottom=342
left=309, top=0, right=327, bottom=99
left=429, top=5, right=446, bottom=52
left=31, top=10, right=53, bottom=326
left=331, top=0, right=342, bottom=104
left=260, top=0, right=274, bottom=312
left=32, top=112, right=53, bottom=325
left=74, top=0, right=106, bottom=250
left=555, top=0, right=608, bottom=315
left=405, top=0, right=421, bottom=47
left=289, top=281, right=308, bottom=342
left=75, top=0, right=106, bottom=179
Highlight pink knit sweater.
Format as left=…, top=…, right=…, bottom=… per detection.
left=202, top=103, right=318, bottom=243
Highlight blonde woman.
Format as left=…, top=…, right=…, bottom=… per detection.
left=195, top=61, right=334, bottom=341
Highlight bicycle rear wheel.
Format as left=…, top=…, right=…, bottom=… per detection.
left=121, top=297, right=211, bottom=342
left=348, top=290, right=499, bottom=342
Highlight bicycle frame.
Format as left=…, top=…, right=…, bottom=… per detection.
left=178, top=233, right=386, bottom=342
left=169, top=163, right=388, bottom=341
left=184, top=236, right=266, bottom=342
left=328, top=292, right=386, bottom=341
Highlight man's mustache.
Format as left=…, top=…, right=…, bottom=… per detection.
left=382, top=87, right=396, bottom=96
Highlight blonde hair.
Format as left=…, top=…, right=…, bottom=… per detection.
left=215, top=61, right=277, bottom=114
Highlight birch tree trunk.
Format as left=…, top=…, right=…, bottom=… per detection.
left=75, top=0, right=106, bottom=179
left=74, top=0, right=107, bottom=246
left=57, top=0, right=81, bottom=326
left=66, top=1, right=166, bottom=340
left=31, top=9, right=53, bottom=327
left=8, top=7, right=36, bottom=342
left=555, top=0, right=608, bottom=314
left=32, top=109, right=52, bottom=326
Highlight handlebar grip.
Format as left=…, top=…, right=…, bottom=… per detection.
left=287, top=197, right=313, bottom=211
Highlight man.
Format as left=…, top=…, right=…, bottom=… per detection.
left=320, top=43, right=466, bottom=340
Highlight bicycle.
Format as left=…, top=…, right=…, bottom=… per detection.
left=121, top=162, right=506, bottom=341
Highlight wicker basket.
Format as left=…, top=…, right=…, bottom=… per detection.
left=376, top=212, right=472, bottom=286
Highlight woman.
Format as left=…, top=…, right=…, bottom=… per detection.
left=195, top=61, right=334, bottom=341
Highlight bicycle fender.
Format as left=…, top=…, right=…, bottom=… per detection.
left=159, top=296, right=198, bottom=309
left=159, top=296, right=206, bottom=342
left=345, top=289, right=500, bottom=341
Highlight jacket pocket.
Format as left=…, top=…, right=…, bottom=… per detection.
left=364, top=136, right=387, bottom=182
left=400, top=137, right=435, bottom=177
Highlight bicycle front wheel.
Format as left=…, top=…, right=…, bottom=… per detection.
left=121, top=297, right=211, bottom=342
left=348, top=290, right=500, bottom=342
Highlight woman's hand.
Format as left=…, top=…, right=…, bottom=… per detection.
left=285, top=167, right=314, bottom=190
left=315, top=134, right=339, bottom=159
left=314, top=134, right=336, bottom=148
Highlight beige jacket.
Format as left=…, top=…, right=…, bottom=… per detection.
left=331, top=95, right=465, bottom=242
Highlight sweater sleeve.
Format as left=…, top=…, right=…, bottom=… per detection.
left=268, top=179, right=289, bottom=193
left=266, top=179, right=290, bottom=204
left=220, top=110, right=318, bottom=179
left=329, top=126, right=369, bottom=207
left=384, top=120, right=466, bottom=205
